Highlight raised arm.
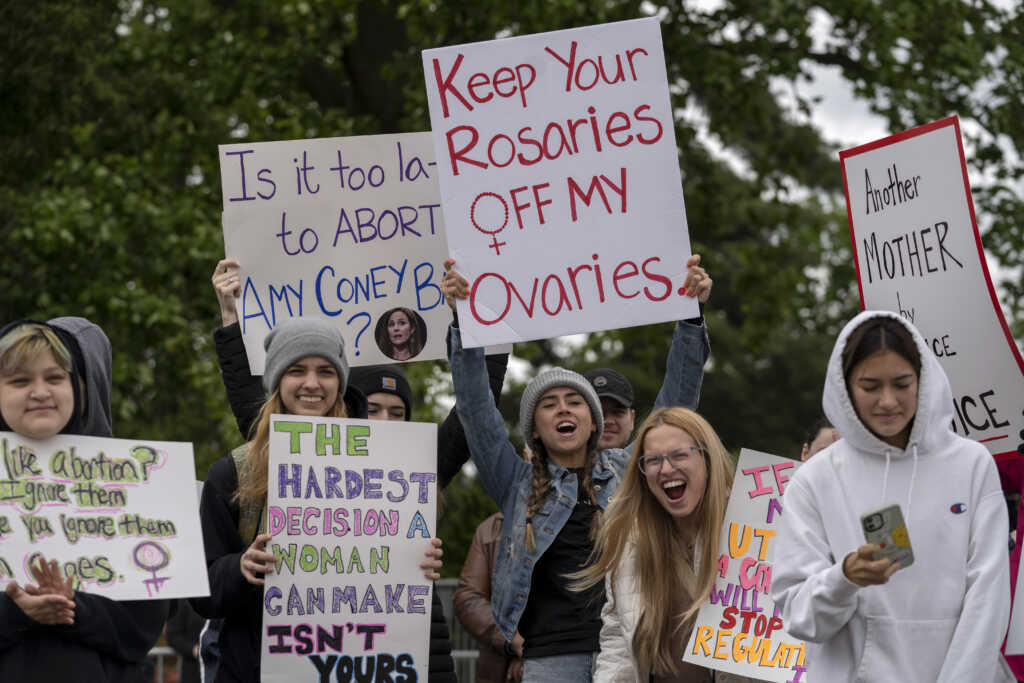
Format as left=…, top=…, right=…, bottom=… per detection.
left=212, top=259, right=265, bottom=438
left=438, top=347, right=509, bottom=490
left=651, top=254, right=712, bottom=412
left=444, top=261, right=530, bottom=509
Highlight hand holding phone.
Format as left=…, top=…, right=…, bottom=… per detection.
left=860, top=504, right=914, bottom=568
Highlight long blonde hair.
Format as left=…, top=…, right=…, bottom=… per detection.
left=234, top=386, right=348, bottom=506
left=574, top=406, right=733, bottom=675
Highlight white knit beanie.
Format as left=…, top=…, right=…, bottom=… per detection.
left=519, top=367, right=604, bottom=452
left=263, top=317, right=350, bottom=393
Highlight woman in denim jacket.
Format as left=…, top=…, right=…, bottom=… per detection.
left=443, top=255, right=712, bottom=682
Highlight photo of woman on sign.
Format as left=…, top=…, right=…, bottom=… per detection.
left=375, top=307, right=426, bottom=361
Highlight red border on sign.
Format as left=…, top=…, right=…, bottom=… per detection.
left=839, top=115, right=1024, bottom=462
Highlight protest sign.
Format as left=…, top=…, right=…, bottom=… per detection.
left=0, top=431, right=208, bottom=600
left=684, top=449, right=808, bottom=682
left=840, top=116, right=1024, bottom=461
left=219, top=133, right=451, bottom=373
left=261, top=415, right=437, bottom=682
left=422, top=17, right=698, bottom=348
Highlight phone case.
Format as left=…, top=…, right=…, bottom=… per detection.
left=860, top=504, right=914, bottom=568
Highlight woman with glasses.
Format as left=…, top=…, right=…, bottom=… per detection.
left=443, top=255, right=712, bottom=683
left=575, top=407, right=754, bottom=682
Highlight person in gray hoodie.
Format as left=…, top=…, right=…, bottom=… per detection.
left=0, top=317, right=169, bottom=683
left=773, top=310, right=1014, bottom=682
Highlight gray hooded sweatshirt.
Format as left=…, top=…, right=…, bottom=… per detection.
left=0, top=316, right=168, bottom=683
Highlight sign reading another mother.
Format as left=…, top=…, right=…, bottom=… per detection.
left=422, top=17, right=697, bottom=348
left=219, top=133, right=449, bottom=373
left=841, top=116, right=1024, bottom=461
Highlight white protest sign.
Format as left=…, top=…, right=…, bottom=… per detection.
left=422, top=17, right=698, bottom=348
left=261, top=415, right=437, bottom=682
left=840, top=116, right=1024, bottom=461
left=0, top=432, right=208, bottom=600
left=219, top=133, right=450, bottom=373
left=684, top=449, right=809, bottom=681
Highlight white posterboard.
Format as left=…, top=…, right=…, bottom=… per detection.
left=840, top=116, right=1024, bottom=461
left=422, top=17, right=698, bottom=348
left=260, top=415, right=437, bottom=682
left=219, top=133, right=452, bottom=373
left=0, top=431, right=209, bottom=600
left=684, top=449, right=809, bottom=681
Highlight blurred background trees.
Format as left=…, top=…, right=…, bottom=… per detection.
left=3, top=0, right=1021, bottom=573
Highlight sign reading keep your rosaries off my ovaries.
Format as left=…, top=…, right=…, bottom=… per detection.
left=422, top=17, right=699, bottom=348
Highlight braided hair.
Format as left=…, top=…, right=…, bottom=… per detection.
left=523, top=437, right=604, bottom=552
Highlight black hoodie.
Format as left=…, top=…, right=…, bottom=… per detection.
left=0, top=317, right=169, bottom=683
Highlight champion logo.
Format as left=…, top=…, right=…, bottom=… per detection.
left=950, top=503, right=967, bottom=514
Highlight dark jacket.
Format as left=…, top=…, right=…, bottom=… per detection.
left=166, top=600, right=204, bottom=683
left=454, top=513, right=515, bottom=683
left=211, top=322, right=509, bottom=682
left=0, top=317, right=169, bottom=683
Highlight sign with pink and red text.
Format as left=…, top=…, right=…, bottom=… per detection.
left=684, top=449, right=810, bottom=681
left=841, top=116, right=1024, bottom=462
left=422, top=17, right=698, bottom=348
left=260, top=415, right=438, bottom=682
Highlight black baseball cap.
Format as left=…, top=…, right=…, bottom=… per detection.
left=583, top=368, right=634, bottom=408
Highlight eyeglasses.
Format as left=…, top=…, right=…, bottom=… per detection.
left=637, top=446, right=704, bottom=473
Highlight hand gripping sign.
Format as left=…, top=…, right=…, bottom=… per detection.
left=840, top=115, right=1024, bottom=461
left=422, top=17, right=698, bottom=348
left=219, top=133, right=452, bottom=373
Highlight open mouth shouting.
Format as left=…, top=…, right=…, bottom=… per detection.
left=663, top=479, right=687, bottom=502
left=556, top=421, right=578, bottom=437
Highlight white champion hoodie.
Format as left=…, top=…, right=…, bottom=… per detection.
left=772, top=310, right=1014, bottom=683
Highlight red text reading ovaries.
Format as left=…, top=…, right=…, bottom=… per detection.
left=469, top=253, right=677, bottom=326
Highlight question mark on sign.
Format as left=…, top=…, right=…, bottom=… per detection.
left=129, top=445, right=162, bottom=481
left=346, top=312, right=372, bottom=357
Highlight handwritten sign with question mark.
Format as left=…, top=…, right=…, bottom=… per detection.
left=0, top=431, right=208, bottom=601
left=219, top=132, right=457, bottom=374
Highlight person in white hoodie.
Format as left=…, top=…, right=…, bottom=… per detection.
left=773, top=310, right=1014, bottom=682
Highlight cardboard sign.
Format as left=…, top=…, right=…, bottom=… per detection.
left=840, top=116, right=1024, bottom=461
left=422, top=17, right=698, bottom=348
left=684, top=449, right=809, bottom=681
left=0, top=431, right=208, bottom=600
left=260, top=415, right=438, bottom=682
left=219, top=133, right=451, bottom=372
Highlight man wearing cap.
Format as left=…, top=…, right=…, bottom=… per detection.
left=349, top=365, right=415, bottom=422
left=583, top=368, right=636, bottom=451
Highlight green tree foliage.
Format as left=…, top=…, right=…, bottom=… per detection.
left=2, top=1, right=1021, bottom=573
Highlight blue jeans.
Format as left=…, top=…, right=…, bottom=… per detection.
left=522, top=653, right=596, bottom=683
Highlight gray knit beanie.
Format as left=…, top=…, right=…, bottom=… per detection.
left=263, top=317, right=350, bottom=393
left=519, top=367, right=604, bottom=453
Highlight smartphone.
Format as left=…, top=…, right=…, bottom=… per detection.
left=860, top=504, right=914, bottom=568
